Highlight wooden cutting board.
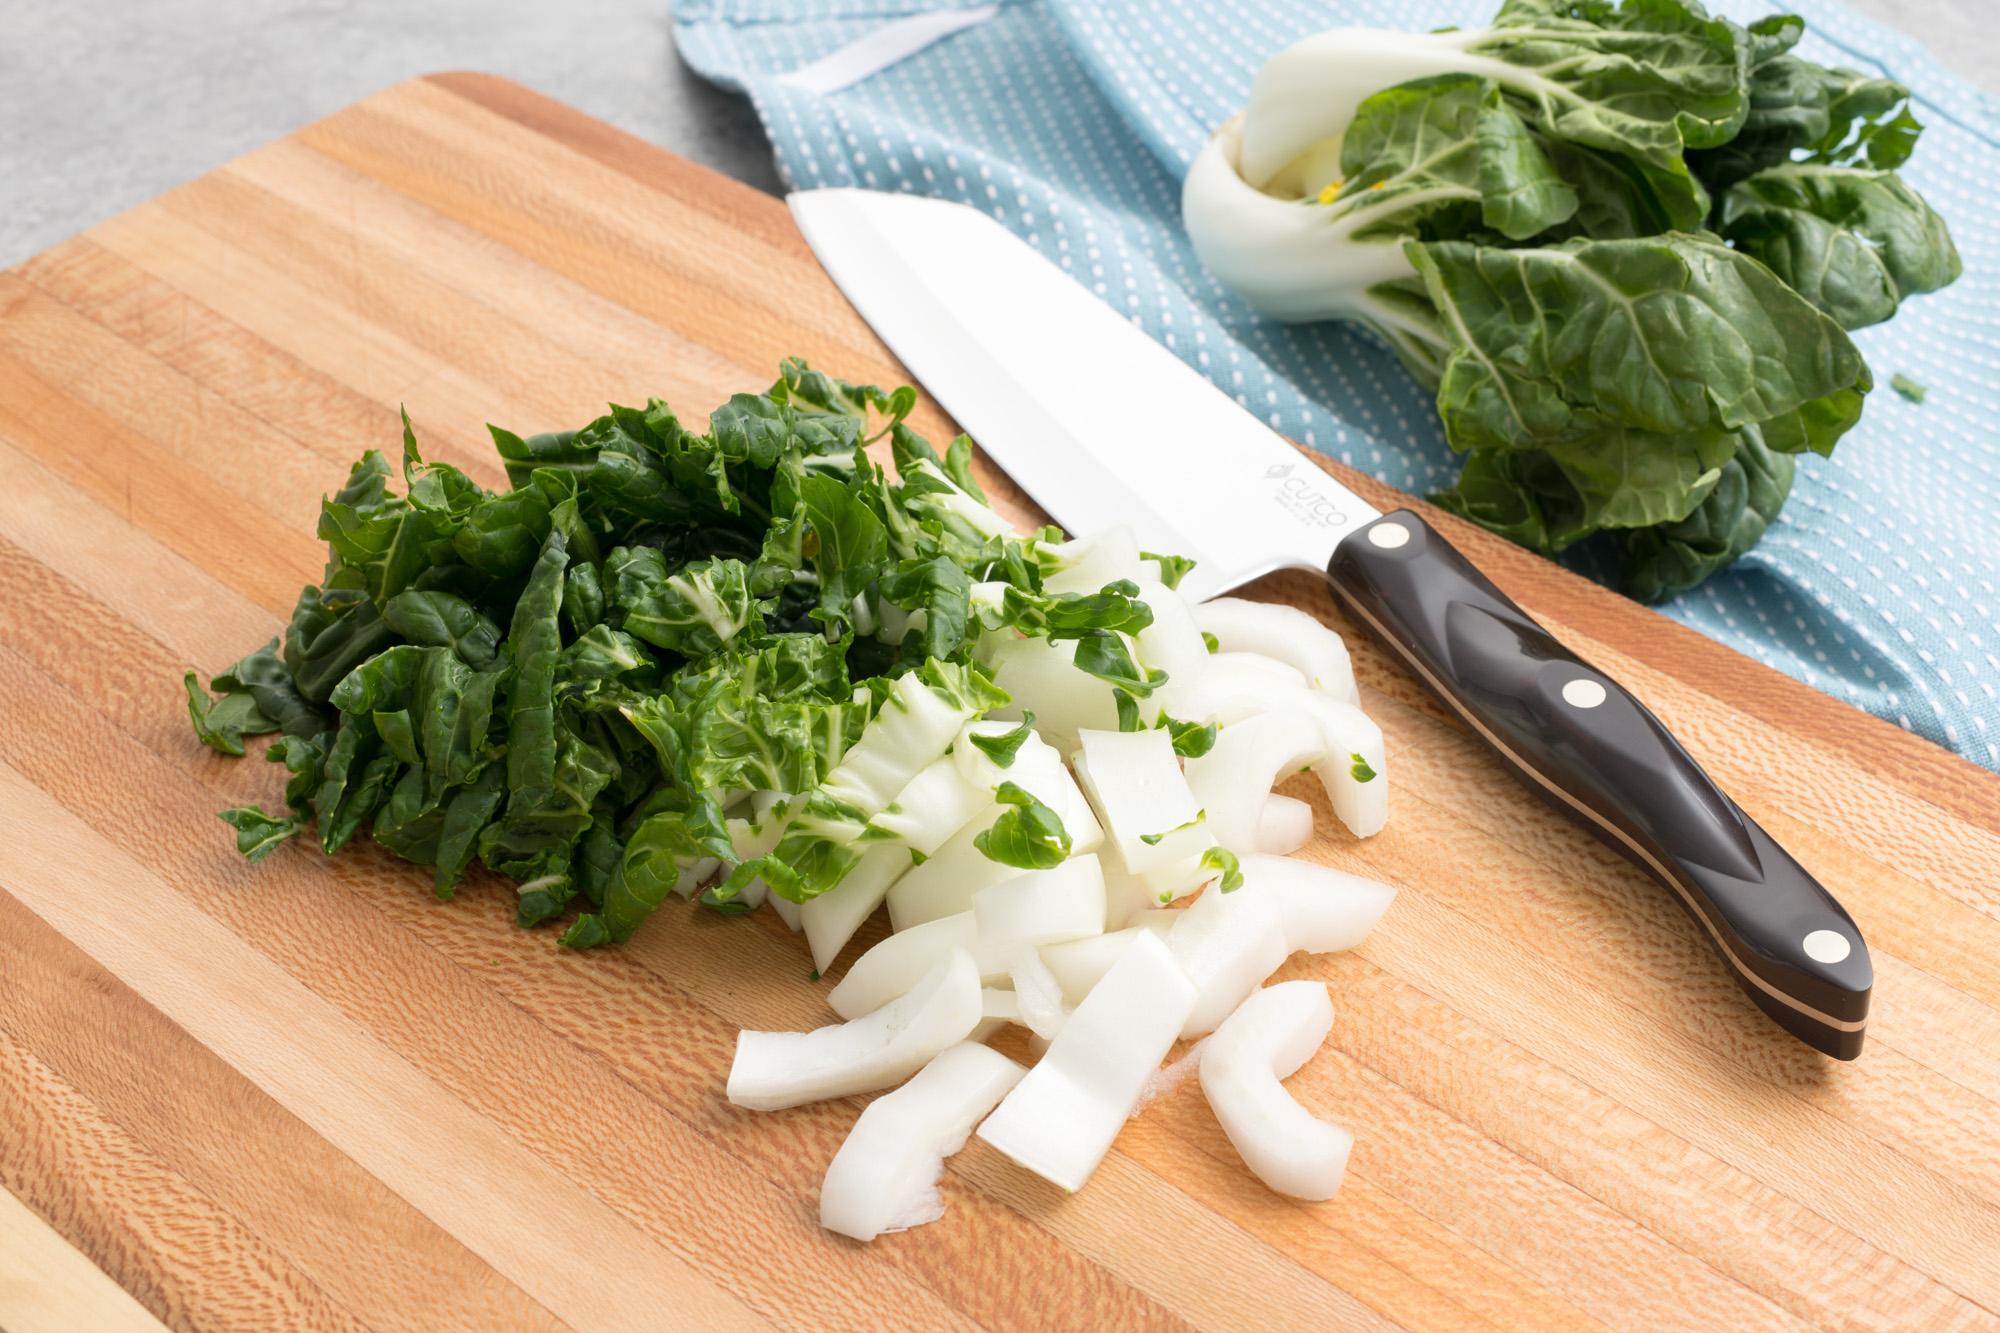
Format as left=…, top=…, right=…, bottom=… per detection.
left=2, top=73, right=1996, bottom=1332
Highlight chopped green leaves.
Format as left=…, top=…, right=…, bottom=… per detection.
left=1350, top=752, right=1378, bottom=783
left=974, top=781, right=1073, bottom=869
left=1892, top=374, right=1927, bottom=404
left=968, top=714, right=1035, bottom=768
left=1202, top=846, right=1245, bottom=894
left=1158, top=713, right=1218, bottom=760
left=1114, top=690, right=1142, bottom=732
left=184, top=670, right=277, bottom=756
left=1073, top=630, right=1167, bottom=698
left=189, top=362, right=1157, bottom=949
left=1142, top=551, right=1197, bottom=590
left=218, top=807, right=304, bottom=861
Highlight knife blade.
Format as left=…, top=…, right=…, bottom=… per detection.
left=790, top=186, right=1873, bottom=1060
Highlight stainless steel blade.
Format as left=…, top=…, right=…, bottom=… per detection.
left=788, top=188, right=1379, bottom=601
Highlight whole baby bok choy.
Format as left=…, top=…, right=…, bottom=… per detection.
left=1184, top=0, right=1959, bottom=600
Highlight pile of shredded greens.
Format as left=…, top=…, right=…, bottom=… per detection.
left=185, top=361, right=1170, bottom=948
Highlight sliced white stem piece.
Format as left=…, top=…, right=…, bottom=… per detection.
left=1009, top=950, right=1071, bottom=1040
left=726, top=792, right=791, bottom=909
left=802, top=841, right=911, bottom=976
left=1074, top=729, right=1215, bottom=895
left=1199, top=981, right=1351, bottom=1200
left=1038, top=525, right=1143, bottom=596
left=952, top=718, right=1025, bottom=791
left=667, top=857, right=722, bottom=901
left=888, top=747, right=1102, bottom=931
left=1127, top=908, right=1184, bottom=933
left=820, top=1042, right=1028, bottom=1242
left=1193, top=598, right=1358, bottom=703
left=1040, top=927, right=1145, bottom=1006
left=971, top=855, right=1106, bottom=976
left=1184, top=709, right=1326, bottom=852
left=1296, top=693, right=1387, bottom=840
left=1094, top=837, right=1152, bottom=929
left=727, top=949, right=982, bottom=1112
left=952, top=728, right=1104, bottom=852
left=1133, top=1037, right=1207, bottom=1117
left=982, top=634, right=1122, bottom=754
left=1038, top=910, right=1179, bottom=1002
left=1168, top=876, right=1290, bottom=1039
left=1132, top=579, right=1209, bottom=682
left=828, top=911, right=980, bottom=1021
left=1158, top=652, right=1307, bottom=727
left=1257, top=795, right=1315, bottom=855
left=768, top=891, right=802, bottom=932
left=976, top=931, right=1196, bottom=1192
left=1242, top=854, right=1396, bottom=954
left=870, top=757, right=989, bottom=855
left=822, top=669, right=976, bottom=817
left=972, top=985, right=1022, bottom=1042
left=885, top=825, right=1017, bottom=933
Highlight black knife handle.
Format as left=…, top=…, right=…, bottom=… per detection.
left=1325, top=509, right=1872, bottom=1059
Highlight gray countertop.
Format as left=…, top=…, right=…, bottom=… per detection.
left=3, top=0, right=1991, bottom=269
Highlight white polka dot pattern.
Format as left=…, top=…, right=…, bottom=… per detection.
left=674, top=0, right=2000, bottom=769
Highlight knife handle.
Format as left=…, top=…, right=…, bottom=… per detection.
left=1324, top=509, right=1871, bottom=1059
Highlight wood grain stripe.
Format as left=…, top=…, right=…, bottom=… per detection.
left=0, top=1185, right=170, bottom=1333
left=0, top=762, right=762, bottom=1333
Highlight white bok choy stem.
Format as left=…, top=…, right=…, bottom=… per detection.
left=1157, top=652, right=1307, bottom=727
left=889, top=732, right=1102, bottom=930
left=1038, top=920, right=1170, bottom=1006
left=1199, top=981, right=1352, bottom=1200
left=1074, top=729, right=1216, bottom=912
left=1183, top=710, right=1324, bottom=851
left=1035, top=526, right=1144, bottom=596
left=972, top=987, right=1021, bottom=1042
left=1009, top=950, right=1071, bottom=1041
left=820, top=668, right=982, bottom=817
left=1233, top=26, right=1536, bottom=191
left=725, top=792, right=789, bottom=909
left=1167, top=872, right=1289, bottom=1039
left=1191, top=598, right=1359, bottom=704
left=727, top=949, right=981, bottom=1111
left=1131, top=578, right=1209, bottom=681
left=804, top=750, right=997, bottom=973
left=828, top=911, right=978, bottom=1021
left=1184, top=696, right=1386, bottom=846
left=820, top=1042, right=1027, bottom=1242
left=1183, top=117, right=1427, bottom=331
left=1295, top=692, right=1387, bottom=839
left=1241, top=854, right=1396, bottom=954
left=868, top=755, right=989, bottom=855
left=1257, top=795, right=1315, bottom=855
left=977, top=930, right=1196, bottom=1192
left=801, top=841, right=913, bottom=976
left=982, top=634, right=1124, bottom=754
left=971, top=855, right=1107, bottom=977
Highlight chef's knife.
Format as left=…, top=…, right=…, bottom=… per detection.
left=789, top=188, right=1872, bottom=1060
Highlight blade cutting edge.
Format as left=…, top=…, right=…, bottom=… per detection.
left=788, top=188, right=1378, bottom=599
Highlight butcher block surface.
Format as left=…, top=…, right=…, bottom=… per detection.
left=1, top=73, right=1997, bottom=1332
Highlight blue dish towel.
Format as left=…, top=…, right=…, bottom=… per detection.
left=676, top=0, right=2000, bottom=770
